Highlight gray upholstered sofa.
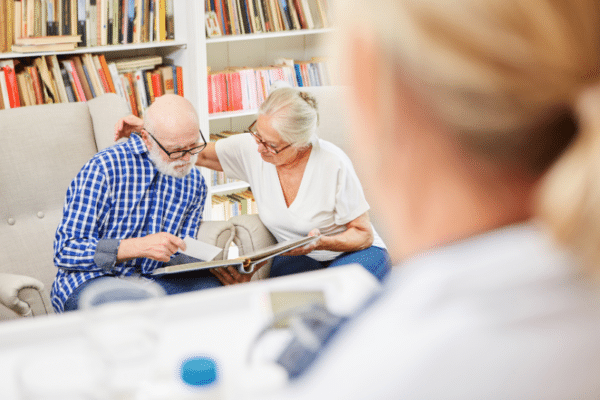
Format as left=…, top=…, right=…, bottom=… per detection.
left=0, top=94, right=235, bottom=321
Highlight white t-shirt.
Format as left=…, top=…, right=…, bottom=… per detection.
left=215, top=133, right=386, bottom=261
left=245, top=222, right=600, bottom=399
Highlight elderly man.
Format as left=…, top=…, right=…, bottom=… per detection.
left=51, top=95, right=218, bottom=312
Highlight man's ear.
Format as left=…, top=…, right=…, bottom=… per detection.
left=140, top=129, right=153, bottom=149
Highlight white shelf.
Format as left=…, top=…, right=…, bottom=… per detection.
left=208, top=109, right=258, bottom=121
left=206, top=28, right=334, bottom=44
left=211, top=181, right=251, bottom=195
left=0, top=41, right=188, bottom=60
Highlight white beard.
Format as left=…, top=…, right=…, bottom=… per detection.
left=148, top=145, right=198, bottom=178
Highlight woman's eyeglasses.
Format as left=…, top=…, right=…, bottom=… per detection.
left=246, top=120, right=292, bottom=154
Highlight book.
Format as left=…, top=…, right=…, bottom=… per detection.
left=27, top=65, right=45, bottom=105
left=175, top=65, right=183, bottom=96
left=61, top=59, right=86, bottom=101
left=34, top=56, right=59, bottom=103
left=1, top=60, right=21, bottom=108
left=14, top=34, right=82, bottom=45
left=11, top=41, right=78, bottom=52
left=0, top=70, right=11, bottom=108
left=152, top=235, right=320, bottom=276
left=48, top=54, right=69, bottom=103
left=71, top=56, right=94, bottom=100
left=159, top=64, right=174, bottom=94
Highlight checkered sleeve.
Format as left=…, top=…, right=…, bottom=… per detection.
left=53, top=159, right=111, bottom=272
left=181, top=175, right=207, bottom=240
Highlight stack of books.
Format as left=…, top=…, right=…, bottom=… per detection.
left=207, top=57, right=330, bottom=114
left=0, top=54, right=183, bottom=114
left=11, top=35, right=81, bottom=53
left=205, top=0, right=330, bottom=37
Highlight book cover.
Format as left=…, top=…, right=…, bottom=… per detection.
left=207, top=75, right=213, bottom=114
left=237, top=0, right=252, bottom=34
left=60, top=64, right=77, bottom=102
left=34, top=57, right=58, bottom=104
left=150, top=70, right=163, bottom=98
left=175, top=65, right=183, bottom=96
left=61, top=59, right=86, bottom=101
left=48, top=54, right=69, bottom=103
left=132, top=0, right=141, bottom=43
left=71, top=56, right=94, bottom=100
left=27, top=66, right=45, bottom=105
left=62, top=0, right=71, bottom=36
left=123, top=71, right=139, bottom=116
left=299, top=0, right=313, bottom=29
left=165, top=0, right=173, bottom=39
left=98, top=54, right=116, bottom=92
left=15, top=71, right=31, bottom=107
left=70, top=0, right=78, bottom=35
left=1, top=0, right=8, bottom=53
left=171, top=65, right=177, bottom=95
left=81, top=53, right=104, bottom=96
left=6, top=0, right=15, bottom=50
left=144, top=70, right=154, bottom=104
left=158, top=0, right=165, bottom=41
left=134, top=68, right=149, bottom=115
left=1, top=61, right=21, bottom=108
left=153, top=235, right=320, bottom=275
left=126, top=0, right=134, bottom=43
left=14, top=34, right=81, bottom=45
left=0, top=70, right=11, bottom=108
left=14, top=0, right=23, bottom=40
left=11, top=41, right=77, bottom=52
left=159, top=65, right=174, bottom=94
left=92, top=55, right=110, bottom=93
left=119, top=74, right=133, bottom=113
left=108, top=61, right=126, bottom=99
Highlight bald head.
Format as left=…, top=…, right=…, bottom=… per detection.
left=144, top=94, right=199, bottom=145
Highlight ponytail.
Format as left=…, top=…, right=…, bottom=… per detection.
left=537, top=85, right=600, bottom=273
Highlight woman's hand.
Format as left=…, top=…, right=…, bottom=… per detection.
left=282, top=229, right=322, bottom=256
left=210, top=261, right=267, bottom=285
left=114, top=115, right=144, bottom=141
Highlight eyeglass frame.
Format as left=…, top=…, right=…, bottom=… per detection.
left=246, top=120, right=293, bottom=154
left=142, top=128, right=207, bottom=159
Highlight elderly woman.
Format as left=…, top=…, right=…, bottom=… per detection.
left=243, top=0, right=600, bottom=399
left=115, top=86, right=390, bottom=284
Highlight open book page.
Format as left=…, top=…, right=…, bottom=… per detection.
left=152, top=235, right=320, bottom=276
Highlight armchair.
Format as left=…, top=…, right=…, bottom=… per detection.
left=0, top=94, right=234, bottom=320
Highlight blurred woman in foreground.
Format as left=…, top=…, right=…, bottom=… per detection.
left=257, top=0, right=600, bottom=398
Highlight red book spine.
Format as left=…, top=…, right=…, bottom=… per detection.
left=124, top=72, right=139, bottom=117
left=97, top=67, right=111, bottom=93
left=207, top=75, right=213, bottom=114
left=28, top=67, right=44, bottom=105
left=232, top=71, right=243, bottom=111
left=175, top=66, right=184, bottom=96
left=3, top=65, right=21, bottom=108
left=99, top=55, right=116, bottom=93
left=69, top=61, right=87, bottom=102
left=151, top=72, right=163, bottom=98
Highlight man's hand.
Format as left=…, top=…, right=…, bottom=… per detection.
left=210, top=261, right=267, bottom=285
left=114, top=115, right=144, bottom=141
left=117, top=232, right=186, bottom=262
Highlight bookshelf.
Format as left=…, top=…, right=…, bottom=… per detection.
left=0, top=0, right=332, bottom=221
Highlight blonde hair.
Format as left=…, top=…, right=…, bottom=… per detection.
left=258, top=87, right=319, bottom=148
left=336, top=0, right=600, bottom=269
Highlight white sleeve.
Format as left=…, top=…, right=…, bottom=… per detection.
left=214, top=133, right=256, bottom=182
left=333, top=154, right=370, bottom=226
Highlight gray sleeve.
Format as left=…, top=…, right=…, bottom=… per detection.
left=94, top=239, right=121, bottom=273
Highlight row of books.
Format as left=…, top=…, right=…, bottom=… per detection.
left=0, top=54, right=183, bottom=115
left=212, top=190, right=258, bottom=221
left=204, top=0, right=329, bottom=37
left=210, top=131, right=242, bottom=186
left=0, top=0, right=175, bottom=53
left=208, top=57, right=330, bottom=114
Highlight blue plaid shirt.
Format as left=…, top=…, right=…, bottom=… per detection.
left=51, top=135, right=206, bottom=312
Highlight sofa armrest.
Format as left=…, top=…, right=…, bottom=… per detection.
left=229, top=214, right=277, bottom=280
left=0, top=273, right=51, bottom=317
left=196, top=220, right=236, bottom=261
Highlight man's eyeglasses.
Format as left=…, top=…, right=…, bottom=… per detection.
left=144, top=129, right=207, bottom=159
left=246, top=120, right=292, bottom=155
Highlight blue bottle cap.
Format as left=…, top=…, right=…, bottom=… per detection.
left=180, top=357, right=218, bottom=386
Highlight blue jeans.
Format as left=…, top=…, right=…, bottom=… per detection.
left=269, top=246, right=391, bottom=282
left=63, top=269, right=222, bottom=312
